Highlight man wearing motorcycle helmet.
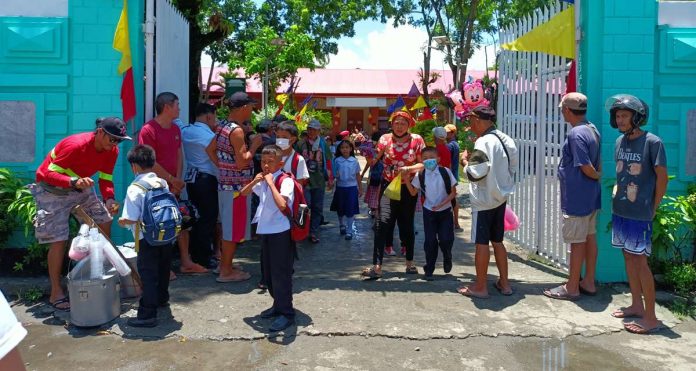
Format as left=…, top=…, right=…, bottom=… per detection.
left=607, top=94, right=668, bottom=334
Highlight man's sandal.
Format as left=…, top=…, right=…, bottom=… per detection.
left=50, top=297, right=70, bottom=311
left=361, top=266, right=382, bottom=279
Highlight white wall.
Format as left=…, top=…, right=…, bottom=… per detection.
left=659, top=1, right=696, bottom=27
left=0, top=0, right=68, bottom=17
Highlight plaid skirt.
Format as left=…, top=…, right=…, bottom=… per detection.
left=364, top=185, right=380, bottom=209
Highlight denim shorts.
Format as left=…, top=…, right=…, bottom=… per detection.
left=611, top=214, right=652, bottom=256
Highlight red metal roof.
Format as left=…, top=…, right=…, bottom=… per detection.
left=200, top=67, right=490, bottom=97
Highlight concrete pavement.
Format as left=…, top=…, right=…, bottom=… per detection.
left=4, top=181, right=696, bottom=370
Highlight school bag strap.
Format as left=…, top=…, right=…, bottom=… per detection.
left=291, top=151, right=300, bottom=177
left=486, top=131, right=510, bottom=170
left=274, top=172, right=294, bottom=219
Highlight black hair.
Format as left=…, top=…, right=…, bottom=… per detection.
left=335, top=134, right=343, bottom=142
left=335, top=139, right=356, bottom=158
left=422, top=146, right=438, bottom=156
left=195, top=102, right=216, bottom=118
left=277, top=121, right=299, bottom=137
left=261, top=144, right=283, bottom=157
left=155, top=92, right=178, bottom=115
left=569, top=108, right=587, bottom=116
left=127, top=144, right=156, bottom=169
left=371, top=132, right=381, bottom=142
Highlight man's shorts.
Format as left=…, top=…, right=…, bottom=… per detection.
left=471, top=202, right=506, bottom=245
left=562, top=210, right=598, bottom=244
left=29, top=183, right=111, bottom=244
left=612, top=214, right=652, bottom=256
left=218, top=190, right=251, bottom=243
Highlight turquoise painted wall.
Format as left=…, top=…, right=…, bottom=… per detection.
left=0, top=0, right=144, bottom=246
left=581, top=0, right=696, bottom=282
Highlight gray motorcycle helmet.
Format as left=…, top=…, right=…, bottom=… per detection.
left=606, top=94, right=649, bottom=129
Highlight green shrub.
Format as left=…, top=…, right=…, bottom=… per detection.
left=0, top=168, right=33, bottom=246
left=665, top=263, right=696, bottom=297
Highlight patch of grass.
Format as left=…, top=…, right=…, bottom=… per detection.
left=17, top=286, right=44, bottom=304
left=667, top=297, right=696, bottom=320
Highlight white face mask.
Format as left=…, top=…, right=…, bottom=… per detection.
left=276, top=138, right=290, bottom=150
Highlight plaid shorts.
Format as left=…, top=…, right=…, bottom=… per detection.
left=29, top=183, right=111, bottom=244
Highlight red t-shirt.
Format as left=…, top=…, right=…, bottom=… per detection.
left=377, top=133, right=425, bottom=183
left=436, top=142, right=452, bottom=168
left=138, top=119, right=182, bottom=176
left=36, top=132, right=118, bottom=200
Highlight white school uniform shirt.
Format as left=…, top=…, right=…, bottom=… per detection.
left=0, top=289, right=27, bottom=360
left=252, top=169, right=295, bottom=234
left=334, top=156, right=360, bottom=187
left=411, top=167, right=457, bottom=211
left=282, top=149, right=310, bottom=181
left=121, top=172, right=169, bottom=240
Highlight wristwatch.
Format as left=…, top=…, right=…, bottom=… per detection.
left=70, top=177, right=78, bottom=188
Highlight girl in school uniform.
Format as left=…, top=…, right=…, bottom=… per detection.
left=330, top=140, right=362, bottom=240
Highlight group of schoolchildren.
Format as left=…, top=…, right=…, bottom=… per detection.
left=117, top=118, right=462, bottom=330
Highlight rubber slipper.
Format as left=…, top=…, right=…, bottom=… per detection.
left=361, top=266, right=382, bottom=279
left=405, top=266, right=418, bottom=274
left=610, top=308, right=643, bottom=319
left=495, top=280, right=513, bottom=296
left=543, top=285, right=580, bottom=301
left=458, top=286, right=489, bottom=299
left=579, top=286, right=597, bottom=296
left=216, top=272, right=251, bottom=283
left=49, top=297, right=70, bottom=311
left=624, top=320, right=663, bottom=335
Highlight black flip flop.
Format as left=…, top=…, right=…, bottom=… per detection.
left=50, top=297, right=70, bottom=312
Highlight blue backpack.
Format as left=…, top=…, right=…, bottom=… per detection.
left=132, top=178, right=182, bottom=246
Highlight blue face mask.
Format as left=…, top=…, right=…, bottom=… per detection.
left=423, top=159, right=437, bottom=171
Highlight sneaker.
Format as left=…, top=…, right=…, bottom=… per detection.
left=385, top=246, right=396, bottom=256
left=269, top=315, right=295, bottom=332
left=340, top=225, right=347, bottom=235
left=127, top=317, right=158, bottom=328
left=260, top=307, right=278, bottom=319
left=400, top=246, right=406, bottom=256
left=345, top=233, right=353, bottom=240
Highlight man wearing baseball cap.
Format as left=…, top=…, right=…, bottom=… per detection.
left=297, top=119, right=334, bottom=243
left=458, top=106, right=519, bottom=299
left=31, top=117, right=131, bottom=311
left=544, top=92, right=601, bottom=302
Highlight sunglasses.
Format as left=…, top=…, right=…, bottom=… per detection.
left=104, top=133, right=122, bottom=144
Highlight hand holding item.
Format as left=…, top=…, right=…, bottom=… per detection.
left=264, top=172, right=274, bottom=184
left=74, top=177, right=95, bottom=189
left=105, top=199, right=120, bottom=216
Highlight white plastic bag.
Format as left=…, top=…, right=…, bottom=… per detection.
left=99, top=234, right=131, bottom=276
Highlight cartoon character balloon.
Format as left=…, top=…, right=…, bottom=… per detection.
left=445, top=90, right=465, bottom=119
left=446, top=80, right=490, bottom=119
left=462, top=80, right=489, bottom=113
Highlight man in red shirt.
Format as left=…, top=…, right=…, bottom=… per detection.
left=432, top=126, right=452, bottom=168
left=31, top=117, right=131, bottom=310
left=138, top=92, right=207, bottom=276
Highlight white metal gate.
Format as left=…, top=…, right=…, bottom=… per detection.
left=150, top=0, right=189, bottom=120
left=498, top=1, right=572, bottom=268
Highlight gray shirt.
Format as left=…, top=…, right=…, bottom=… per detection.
left=613, top=132, right=666, bottom=221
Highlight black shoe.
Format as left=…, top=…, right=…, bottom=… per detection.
left=127, top=317, right=158, bottom=328
left=444, top=260, right=453, bottom=274
left=158, top=302, right=170, bottom=308
left=423, top=274, right=434, bottom=281
left=260, top=307, right=278, bottom=319
left=269, top=315, right=295, bottom=332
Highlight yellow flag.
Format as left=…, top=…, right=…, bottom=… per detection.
left=501, top=6, right=575, bottom=59
left=410, top=96, right=427, bottom=110
left=113, top=0, right=132, bottom=74
left=295, top=104, right=308, bottom=123
left=276, top=93, right=289, bottom=105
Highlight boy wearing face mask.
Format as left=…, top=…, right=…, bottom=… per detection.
left=276, top=121, right=310, bottom=186
left=404, top=147, right=458, bottom=280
